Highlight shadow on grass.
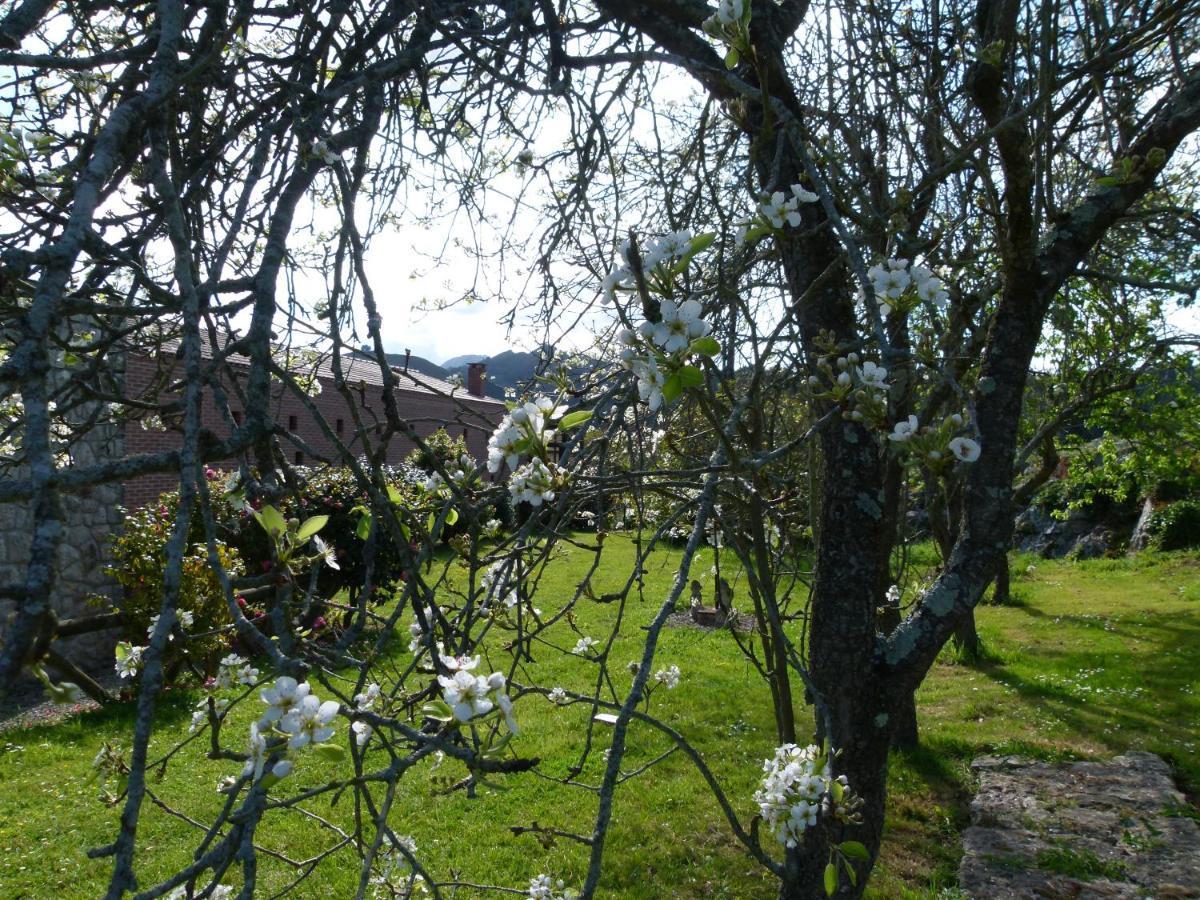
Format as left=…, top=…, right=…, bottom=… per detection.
left=970, top=611, right=1200, bottom=788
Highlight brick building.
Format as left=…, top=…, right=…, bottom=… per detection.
left=123, top=340, right=504, bottom=508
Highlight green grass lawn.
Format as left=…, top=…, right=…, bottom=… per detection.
left=1, top=540, right=1197, bottom=899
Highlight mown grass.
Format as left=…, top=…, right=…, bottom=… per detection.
left=0, top=539, right=1197, bottom=899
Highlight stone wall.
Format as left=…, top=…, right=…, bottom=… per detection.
left=0, top=399, right=125, bottom=670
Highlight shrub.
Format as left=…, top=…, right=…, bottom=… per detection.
left=105, top=496, right=244, bottom=666
left=1148, top=499, right=1200, bottom=551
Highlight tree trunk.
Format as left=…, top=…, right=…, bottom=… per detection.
left=953, top=608, right=982, bottom=662
left=890, top=691, right=919, bottom=750
left=992, top=555, right=1011, bottom=605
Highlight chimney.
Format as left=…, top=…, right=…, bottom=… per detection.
left=404, top=348, right=411, bottom=371
left=467, top=362, right=486, bottom=398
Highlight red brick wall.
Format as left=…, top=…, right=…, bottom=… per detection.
left=122, top=352, right=502, bottom=509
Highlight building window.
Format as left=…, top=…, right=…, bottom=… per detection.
left=336, top=418, right=344, bottom=435
left=288, top=414, right=298, bottom=431
left=294, top=451, right=303, bottom=465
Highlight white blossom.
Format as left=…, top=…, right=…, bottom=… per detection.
left=216, top=653, right=259, bottom=689
left=528, top=875, right=574, bottom=900
left=888, top=415, right=919, bottom=442
left=758, top=191, right=803, bottom=229
left=509, top=457, right=557, bottom=507
left=243, top=721, right=268, bottom=780
left=572, top=636, right=598, bottom=656
left=857, top=361, right=888, bottom=389
left=632, top=357, right=667, bottom=411
left=548, top=686, right=568, bottom=705
left=708, top=0, right=745, bottom=28
left=259, top=676, right=311, bottom=727
left=949, top=436, right=981, bottom=462
left=354, top=682, right=382, bottom=711
left=654, top=665, right=681, bottom=689
left=114, top=642, right=144, bottom=679
left=650, top=298, right=712, bottom=354
left=280, top=695, right=340, bottom=749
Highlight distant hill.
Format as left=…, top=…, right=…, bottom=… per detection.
left=351, top=347, right=450, bottom=381
left=442, top=347, right=600, bottom=400
left=441, top=353, right=488, bottom=369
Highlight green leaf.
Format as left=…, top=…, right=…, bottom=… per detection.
left=444, top=506, right=459, bottom=527
left=824, top=862, right=837, bottom=896
left=559, top=409, right=593, bottom=430
left=678, top=365, right=705, bottom=389
left=661, top=372, right=683, bottom=404
left=689, top=336, right=721, bottom=357
left=386, top=484, right=404, bottom=504
left=254, top=505, right=287, bottom=538
left=687, top=232, right=717, bottom=256
left=312, top=742, right=346, bottom=762
left=725, top=47, right=740, bottom=69
left=482, top=732, right=512, bottom=759
left=839, top=840, right=869, bottom=860
left=295, top=515, right=329, bottom=542
left=421, top=700, right=455, bottom=722
left=355, top=513, right=371, bottom=540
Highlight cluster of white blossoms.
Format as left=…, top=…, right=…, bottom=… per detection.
left=736, top=183, right=819, bottom=246
left=654, top=664, right=681, bottom=689
left=216, top=652, right=260, bottom=689
left=887, top=412, right=981, bottom=464
left=407, top=603, right=442, bottom=656
left=166, top=885, right=234, bottom=900
left=371, top=835, right=423, bottom=897
left=189, top=696, right=229, bottom=733
left=146, top=609, right=194, bottom=641
left=616, top=301, right=717, bottom=411
left=572, top=636, right=598, bottom=656
left=509, top=457, right=557, bottom=507
left=114, top=642, right=144, bottom=679
left=547, top=686, right=569, bottom=705
left=758, top=184, right=819, bottom=229
left=488, top=396, right=564, bottom=472
left=240, top=676, right=341, bottom=784
left=351, top=682, right=382, bottom=747
left=868, top=258, right=949, bottom=315
left=480, top=560, right=518, bottom=611
left=437, top=655, right=518, bottom=732
left=528, top=874, right=576, bottom=899
left=754, top=743, right=854, bottom=848
left=601, top=229, right=700, bottom=305
left=487, top=395, right=569, bottom=507
left=308, top=137, right=338, bottom=166
left=422, top=453, right=477, bottom=494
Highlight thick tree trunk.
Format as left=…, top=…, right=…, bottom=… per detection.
left=890, top=691, right=919, bottom=750
left=953, top=608, right=982, bottom=662
left=992, top=555, right=1011, bottom=605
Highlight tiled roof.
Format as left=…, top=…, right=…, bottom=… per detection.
left=148, top=331, right=503, bottom=406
